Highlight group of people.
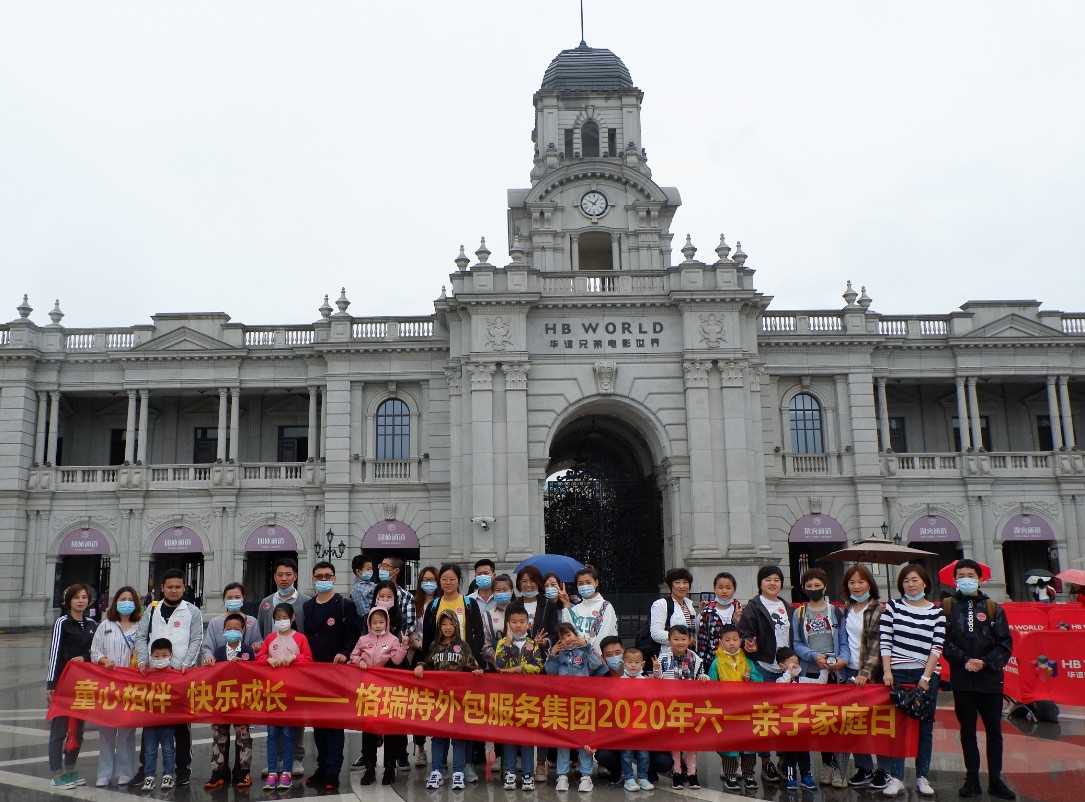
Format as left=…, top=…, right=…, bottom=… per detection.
left=46, top=555, right=1016, bottom=799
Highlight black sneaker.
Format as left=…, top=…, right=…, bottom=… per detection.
left=127, top=773, right=146, bottom=789
left=989, top=778, right=1016, bottom=800
left=959, top=775, right=982, bottom=797
left=686, top=774, right=700, bottom=789
left=382, top=768, right=396, bottom=785
left=870, top=770, right=890, bottom=790
left=723, top=775, right=742, bottom=792
left=176, top=769, right=191, bottom=787
left=762, top=762, right=781, bottom=783
left=350, top=755, right=367, bottom=771
left=743, top=772, right=758, bottom=791
left=359, top=768, right=376, bottom=786
left=305, top=771, right=326, bottom=788
left=396, top=757, right=411, bottom=772
left=672, top=772, right=686, bottom=789
left=848, top=768, right=873, bottom=787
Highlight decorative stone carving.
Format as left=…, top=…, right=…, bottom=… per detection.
left=486, top=316, right=514, bottom=351
left=897, top=501, right=965, bottom=519
left=749, top=363, right=765, bottom=391
left=444, top=367, right=463, bottom=396
left=384, top=503, right=397, bottom=521
left=994, top=500, right=1060, bottom=519
left=682, top=360, right=712, bottom=388
left=719, top=360, right=744, bottom=388
left=502, top=362, right=531, bottom=391
left=466, top=362, right=496, bottom=391
left=808, top=496, right=822, bottom=514
left=698, top=314, right=726, bottom=348
left=593, top=361, right=617, bottom=395
left=53, top=515, right=118, bottom=532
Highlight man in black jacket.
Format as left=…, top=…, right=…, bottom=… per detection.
left=941, top=559, right=1015, bottom=800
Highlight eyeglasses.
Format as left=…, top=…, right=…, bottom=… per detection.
left=379, top=563, right=395, bottom=571
left=313, top=574, right=335, bottom=581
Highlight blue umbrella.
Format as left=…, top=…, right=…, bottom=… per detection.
left=514, top=554, right=585, bottom=583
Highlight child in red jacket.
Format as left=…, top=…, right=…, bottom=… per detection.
left=256, top=603, right=311, bottom=792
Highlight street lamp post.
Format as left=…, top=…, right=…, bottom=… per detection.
left=314, top=528, right=347, bottom=564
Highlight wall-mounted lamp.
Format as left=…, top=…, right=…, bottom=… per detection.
left=351, top=454, right=361, bottom=461
left=472, top=516, right=495, bottom=531
left=893, top=532, right=903, bottom=546
left=773, top=446, right=782, bottom=454
left=880, top=521, right=889, bottom=537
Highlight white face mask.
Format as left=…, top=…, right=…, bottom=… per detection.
left=788, top=666, right=802, bottom=678
left=150, top=657, right=171, bottom=670
left=274, top=619, right=292, bottom=632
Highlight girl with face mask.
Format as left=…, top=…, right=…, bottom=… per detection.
left=697, top=572, right=744, bottom=666
left=90, top=587, right=142, bottom=787
left=256, top=604, right=313, bottom=793
left=200, top=583, right=262, bottom=666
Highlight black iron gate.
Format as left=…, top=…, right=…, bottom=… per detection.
left=543, top=463, right=664, bottom=594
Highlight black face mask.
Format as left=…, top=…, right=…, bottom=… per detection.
left=806, top=589, right=825, bottom=602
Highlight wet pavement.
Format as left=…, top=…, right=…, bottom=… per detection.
left=3, top=631, right=1082, bottom=802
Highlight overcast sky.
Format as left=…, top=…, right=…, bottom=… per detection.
left=2, top=2, right=1084, bottom=329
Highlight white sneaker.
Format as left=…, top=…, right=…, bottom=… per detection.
left=464, top=764, right=479, bottom=783
left=160, top=775, right=175, bottom=790
left=452, top=772, right=466, bottom=790
left=638, top=779, right=654, bottom=791
left=579, top=776, right=594, bottom=793
left=416, top=747, right=428, bottom=767
left=916, top=776, right=935, bottom=796
left=624, top=779, right=640, bottom=792
left=831, top=767, right=848, bottom=788
left=883, top=777, right=905, bottom=796
left=504, top=772, right=518, bottom=790
left=820, top=766, right=834, bottom=786
left=555, top=775, right=570, bottom=792
left=426, top=771, right=443, bottom=789
left=292, top=760, right=305, bottom=777
left=141, top=776, right=156, bottom=792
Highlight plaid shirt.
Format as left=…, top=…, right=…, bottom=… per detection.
left=696, top=599, right=743, bottom=666
left=843, top=599, right=884, bottom=680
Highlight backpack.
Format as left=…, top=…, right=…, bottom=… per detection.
left=635, top=597, right=675, bottom=661
left=941, top=596, right=996, bottom=621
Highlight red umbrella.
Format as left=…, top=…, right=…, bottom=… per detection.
left=1056, top=568, right=1085, bottom=586
left=938, top=559, right=992, bottom=587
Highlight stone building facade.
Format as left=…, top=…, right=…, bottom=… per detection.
left=1, top=43, right=1083, bottom=626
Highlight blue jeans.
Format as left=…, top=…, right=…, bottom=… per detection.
left=144, top=725, right=176, bottom=778
left=266, top=725, right=295, bottom=774
left=620, top=750, right=649, bottom=781
left=556, top=746, right=593, bottom=777
left=431, top=738, right=467, bottom=774
left=503, top=744, right=534, bottom=776
left=886, top=667, right=939, bottom=780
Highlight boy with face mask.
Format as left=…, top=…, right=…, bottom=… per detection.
left=141, top=640, right=178, bottom=791
left=708, top=625, right=762, bottom=792
left=941, top=559, right=1015, bottom=800
left=495, top=604, right=545, bottom=790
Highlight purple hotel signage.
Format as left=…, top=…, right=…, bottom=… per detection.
left=244, top=524, right=298, bottom=552
left=1001, top=513, right=1056, bottom=542
left=788, top=514, right=847, bottom=543
left=151, top=526, right=202, bottom=554
left=907, top=515, right=961, bottom=543
left=362, top=520, right=420, bottom=549
left=58, top=528, right=108, bottom=556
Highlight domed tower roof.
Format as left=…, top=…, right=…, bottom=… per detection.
left=540, top=42, right=634, bottom=91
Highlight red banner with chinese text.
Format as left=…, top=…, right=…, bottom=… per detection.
left=48, top=662, right=919, bottom=755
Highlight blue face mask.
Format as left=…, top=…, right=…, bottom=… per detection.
left=421, top=581, right=438, bottom=595
left=361, top=571, right=373, bottom=582
left=277, top=584, right=295, bottom=597
left=545, top=587, right=560, bottom=600
left=605, top=655, right=624, bottom=670
left=314, top=580, right=335, bottom=594
left=577, top=584, right=597, bottom=599
left=904, top=590, right=927, bottom=602
left=715, top=596, right=734, bottom=607
left=116, top=600, right=136, bottom=616
left=224, top=599, right=244, bottom=612
left=850, top=591, right=870, bottom=603
left=494, top=592, right=513, bottom=605
left=511, top=630, right=529, bottom=641
left=475, top=574, right=493, bottom=590
left=378, top=569, right=391, bottom=582
left=223, top=629, right=243, bottom=644
left=956, top=577, right=980, bottom=595
left=521, top=589, right=539, bottom=599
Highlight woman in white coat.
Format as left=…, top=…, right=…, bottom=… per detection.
left=650, top=567, right=699, bottom=658
left=90, top=586, right=142, bottom=787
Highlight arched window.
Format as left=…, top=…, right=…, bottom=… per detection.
left=581, top=121, right=600, bottom=157
left=788, top=393, right=824, bottom=454
left=376, top=399, right=410, bottom=460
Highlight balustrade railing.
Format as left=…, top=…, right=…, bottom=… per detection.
left=371, top=460, right=412, bottom=480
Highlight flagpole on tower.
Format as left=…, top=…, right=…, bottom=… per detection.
left=580, top=0, right=585, bottom=45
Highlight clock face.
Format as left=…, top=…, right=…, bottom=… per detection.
left=580, top=190, right=609, bottom=217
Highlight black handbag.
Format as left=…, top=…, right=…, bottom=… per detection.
left=889, top=683, right=936, bottom=722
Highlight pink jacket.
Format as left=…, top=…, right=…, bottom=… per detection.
left=349, top=609, right=408, bottom=668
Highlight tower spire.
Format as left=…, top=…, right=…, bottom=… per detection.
left=580, top=0, right=585, bottom=46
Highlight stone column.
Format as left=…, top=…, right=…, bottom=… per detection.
left=570, top=234, right=580, bottom=272
left=319, top=386, right=328, bottom=460
left=611, top=233, right=621, bottom=270
left=467, top=363, right=496, bottom=557
left=229, top=389, right=241, bottom=461
left=35, top=392, right=48, bottom=464
left=216, top=388, right=228, bottom=461
left=22, top=511, right=38, bottom=596
left=503, top=363, right=531, bottom=562
left=967, top=377, right=983, bottom=450
left=1046, top=376, right=1064, bottom=450
left=124, top=390, right=138, bottom=463
left=446, top=368, right=466, bottom=562
left=307, top=386, right=318, bottom=459
left=120, top=509, right=139, bottom=600
left=719, top=361, right=752, bottom=549
left=1059, top=375, right=1076, bottom=448
left=46, top=391, right=60, bottom=465
left=876, top=377, right=891, bottom=451
left=137, top=390, right=149, bottom=463
left=683, top=360, right=720, bottom=559
left=955, top=378, right=971, bottom=451
left=667, top=478, right=684, bottom=566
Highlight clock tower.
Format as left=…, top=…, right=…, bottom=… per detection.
left=507, top=42, right=681, bottom=272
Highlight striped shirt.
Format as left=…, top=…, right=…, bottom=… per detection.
left=879, top=599, right=946, bottom=670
